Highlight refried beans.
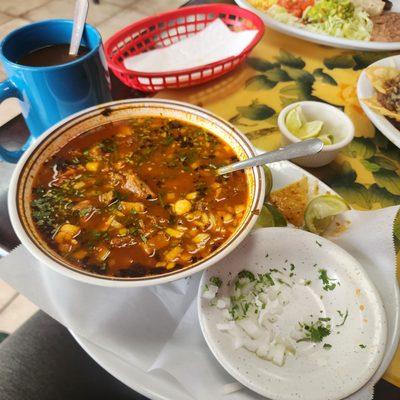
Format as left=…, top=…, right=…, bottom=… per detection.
left=371, top=12, right=400, bottom=42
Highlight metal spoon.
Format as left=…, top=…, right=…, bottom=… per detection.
left=217, top=138, right=324, bottom=176
left=69, top=0, right=89, bottom=56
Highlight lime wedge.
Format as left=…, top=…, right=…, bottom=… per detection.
left=304, top=195, right=350, bottom=235
left=297, top=120, right=324, bottom=140
left=285, top=106, right=305, bottom=134
left=255, top=205, right=275, bottom=229
left=263, top=165, right=273, bottom=202
left=265, top=203, right=287, bottom=227
left=318, top=132, right=335, bottom=145
left=255, top=203, right=287, bottom=229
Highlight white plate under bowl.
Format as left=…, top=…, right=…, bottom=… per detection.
left=357, top=54, right=400, bottom=148
left=70, top=161, right=399, bottom=400
left=198, top=228, right=387, bottom=400
left=235, top=0, right=400, bottom=51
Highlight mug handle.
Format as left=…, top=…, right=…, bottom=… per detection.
left=0, top=79, right=32, bottom=163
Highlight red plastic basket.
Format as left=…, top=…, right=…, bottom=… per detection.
left=104, top=4, right=264, bottom=92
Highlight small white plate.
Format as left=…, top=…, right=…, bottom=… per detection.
left=235, top=0, right=400, bottom=51
left=198, top=228, right=387, bottom=400
left=357, top=54, right=400, bottom=149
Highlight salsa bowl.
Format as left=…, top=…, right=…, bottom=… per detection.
left=8, top=99, right=265, bottom=287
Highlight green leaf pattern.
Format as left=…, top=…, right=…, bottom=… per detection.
left=242, top=48, right=399, bottom=215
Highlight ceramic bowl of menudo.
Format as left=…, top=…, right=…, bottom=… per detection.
left=8, top=99, right=265, bottom=287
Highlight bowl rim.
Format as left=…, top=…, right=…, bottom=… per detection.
left=8, top=98, right=265, bottom=287
left=277, top=101, right=355, bottom=151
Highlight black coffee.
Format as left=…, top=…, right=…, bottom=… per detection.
left=18, top=44, right=89, bottom=67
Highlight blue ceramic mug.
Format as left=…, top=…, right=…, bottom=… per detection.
left=0, top=19, right=112, bottom=162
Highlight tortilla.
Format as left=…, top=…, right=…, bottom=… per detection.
left=366, top=66, right=400, bottom=94
left=363, top=96, right=400, bottom=121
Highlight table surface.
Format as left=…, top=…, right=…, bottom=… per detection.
left=0, top=0, right=399, bottom=398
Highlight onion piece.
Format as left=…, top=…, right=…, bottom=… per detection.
left=222, top=382, right=244, bottom=395
left=217, top=322, right=235, bottom=331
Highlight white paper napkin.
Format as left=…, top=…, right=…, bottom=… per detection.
left=123, top=19, right=258, bottom=73
left=0, top=206, right=398, bottom=400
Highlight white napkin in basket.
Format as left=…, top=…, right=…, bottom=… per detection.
left=123, top=18, right=258, bottom=73
left=0, top=206, right=398, bottom=400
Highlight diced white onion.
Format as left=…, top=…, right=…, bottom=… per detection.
left=271, top=343, right=286, bottom=366
left=256, top=344, right=270, bottom=358
left=290, top=329, right=304, bottom=341
left=221, top=309, right=232, bottom=320
left=237, top=319, right=263, bottom=340
left=217, top=322, right=235, bottom=331
left=202, top=284, right=219, bottom=299
left=212, top=268, right=298, bottom=368
left=216, top=299, right=226, bottom=309
left=203, top=290, right=216, bottom=300
left=222, top=382, right=244, bottom=395
left=243, top=338, right=258, bottom=352
left=259, top=293, right=268, bottom=304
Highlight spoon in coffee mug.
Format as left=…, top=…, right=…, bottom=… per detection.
left=216, top=138, right=324, bottom=175
left=69, top=0, right=89, bottom=56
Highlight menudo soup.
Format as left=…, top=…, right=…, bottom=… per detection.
left=31, top=117, right=249, bottom=278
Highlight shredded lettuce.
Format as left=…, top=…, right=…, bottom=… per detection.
left=267, top=1, right=372, bottom=41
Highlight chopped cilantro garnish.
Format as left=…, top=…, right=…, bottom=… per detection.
left=319, top=317, right=331, bottom=322
left=210, top=276, right=222, bottom=288
left=359, top=344, right=366, bottom=349
left=323, top=343, right=332, bottom=350
left=277, top=278, right=291, bottom=287
left=318, top=269, right=337, bottom=291
left=304, top=280, right=312, bottom=286
left=238, top=270, right=255, bottom=281
left=259, top=272, right=275, bottom=286
left=336, top=309, right=349, bottom=327
left=297, top=319, right=331, bottom=343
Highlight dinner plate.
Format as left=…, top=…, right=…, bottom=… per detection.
left=70, top=160, right=400, bottom=400
left=357, top=54, right=400, bottom=148
left=198, top=228, right=387, bottom=400
left=234, top=0, right=400, bottom=51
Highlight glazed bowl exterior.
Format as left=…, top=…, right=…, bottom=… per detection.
left=8, top=99, right=265, bottom=287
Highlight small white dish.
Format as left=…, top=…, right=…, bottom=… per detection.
left=235, top=0, right=400, bottom=51
left=278, top=101, right=354, bottom=168
left=357, top=54, right=400, bottom=149
left=198, top=228, right=387, bottom=400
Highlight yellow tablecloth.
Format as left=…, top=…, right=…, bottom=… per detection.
left=157, top=28, right=400, bottom=386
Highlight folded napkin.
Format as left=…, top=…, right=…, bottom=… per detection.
left=0, top=206, right=398, bottom=400
left=123, top=18, right=258, bottom=73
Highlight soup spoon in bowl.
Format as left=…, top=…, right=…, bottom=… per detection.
left=217, top=138, right=324, bottom=175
